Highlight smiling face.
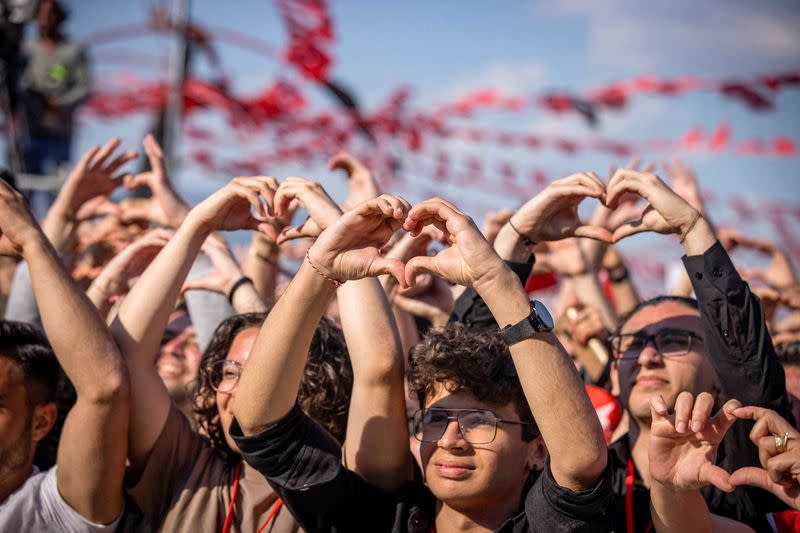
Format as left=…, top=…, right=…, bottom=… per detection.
left=419, top=385, right=543, bottom=513
left=215, top=327, right=259, bottom=454
left=616, top=301, right=718, bottom=421
left=156, top=311, right=202, bottom=403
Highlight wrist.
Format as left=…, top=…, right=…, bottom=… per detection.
left=681, top=217, right=717, bottom=256
left=226, top=276, right=253, bottom=304
left=182, top=210, right=216, bottom=238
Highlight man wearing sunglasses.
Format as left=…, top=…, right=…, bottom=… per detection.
left=602, top=170, right=792, bottom=531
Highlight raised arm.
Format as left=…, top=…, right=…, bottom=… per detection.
left=608, top=169, right=790, bottom=414
left=234, top=195, right=409, bottom=434
left=403, top=198, right=607, bottom=490
left=110, top=176, right=278, bottom=467
left=0, top=180, right=128, bottom=524
left=254, top=179, right=411, bottom=489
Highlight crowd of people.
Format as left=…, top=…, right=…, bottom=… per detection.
left=1, top=127, right=800, bottom=533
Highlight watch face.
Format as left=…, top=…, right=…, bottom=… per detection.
left=533, top=300, right=554, bottom=330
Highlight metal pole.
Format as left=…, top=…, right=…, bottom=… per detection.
left=162, top=0, right=190, bottom=173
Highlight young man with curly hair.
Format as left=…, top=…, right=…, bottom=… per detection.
left=231, top=194, right=611, bottom=532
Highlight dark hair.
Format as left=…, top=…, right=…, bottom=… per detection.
left=777, top=341, right=800, bottom=365
left=0, top=320, right=60, bottom=406
left=0, top=320, right=71, bottom=469
left=194, top=313, right=353, bottom=464
left=407, top=322, right=539, bottom=441
left=615, top=295, right=700, bottom=335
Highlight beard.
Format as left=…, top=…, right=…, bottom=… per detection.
left=0, top=411, right=34, bottom=487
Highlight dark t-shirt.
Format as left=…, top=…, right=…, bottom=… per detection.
left=230, top=404, right=613, bottom=532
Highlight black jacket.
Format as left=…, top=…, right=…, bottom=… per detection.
left=608, top=241, right=793, bottom=532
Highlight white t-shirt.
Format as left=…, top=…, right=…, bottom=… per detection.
left=0, top=466, right=121, bottom=532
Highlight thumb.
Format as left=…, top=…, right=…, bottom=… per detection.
left=405, top=255, right=443, bottom=288
left=573, top=225, right=613, bottom=242
left=730, top=467, right=773, bottom=492
left=611, top=220, right=649, bottom=243
left=369, top=257, right=407, bottom=288
left=251, top=221, right=279, bottom=242
left=124, top=173, right=150, bottom=190
left=698, top=463, right=734, bottom=493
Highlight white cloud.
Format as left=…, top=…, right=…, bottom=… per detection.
left=534, top=0, right=800, bottom=72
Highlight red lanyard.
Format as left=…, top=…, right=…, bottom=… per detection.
left=626, top=459, right=652, bottom=533
left=222, top=461, right=284, bottom=533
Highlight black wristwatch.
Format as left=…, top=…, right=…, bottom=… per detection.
left=499, top=300, right=554, bottom=346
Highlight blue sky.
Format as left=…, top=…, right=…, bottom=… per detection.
left=27, top=0, right=800, bottom=285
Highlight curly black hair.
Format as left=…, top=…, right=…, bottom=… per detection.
left=193, top=312, right=353, bottom=464
left=407, top=322, right=539, bottom=441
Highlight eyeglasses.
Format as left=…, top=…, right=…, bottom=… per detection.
left=209, top=360, right=242, bottom=393
left=411, top=408, right=531, bottom=445
left=608, top=329, right=703, bottom=361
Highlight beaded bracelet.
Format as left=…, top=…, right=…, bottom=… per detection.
left=305, top=250, right=345, bottom=288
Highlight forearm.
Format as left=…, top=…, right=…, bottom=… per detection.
left=86, top=279, right=115, bottom=320
left=235, top=261, right=336, bottom=434
left=569, top=272, right=618, bottom=331
left=25, top=230, right=128, bottom=520
left=231, top=280, right=268, bottom=313
left=338, top=279, right=409, bottom=490
left=184, top=253, right=235, bottom=351
left=25, top=235, right=125, bottom=397
left=111, top=215, right=208, bottom=370
left=650, top=483, right=712, bottom=533
left=603, top=249, right=640, bottom=315
left=39, top=199, right=77, bottom=252
left=242, top=236, right=279, bottom=304
left=476, top=267, right=607, bottom=488
left=493, top=222, right=532, bottom=262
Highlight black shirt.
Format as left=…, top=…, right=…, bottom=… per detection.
left=230, top=404, right=613, bottom=532
left=608, top=241, right=793, bottom=532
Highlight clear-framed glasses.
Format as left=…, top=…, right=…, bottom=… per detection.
left=411, top=408, right=531, bottom=445
left=608, top=329, right=703, bottom=361
left=209, top=360, right=242, bottom=393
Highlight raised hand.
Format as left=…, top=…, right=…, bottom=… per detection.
left=729, top=406, right=800, bottom=509
left=273, top=177, right=342, bottom=244
left=606, top=169, right=704, bottom=243
left=56, top=137, right=137, bottom=220
left=393, top=276, right=454, bottom=329
left=330, top=151, right=380, bottom=211
left=0, top=180, right=42, bottom=255
left=723, top=233, right=798, bottom=289
left=508, top=172, right=612, bottom=243
left=308, top=194, right=410, bottom=286
left=648, top=392, right=740, bottom=492
left=89, top=229, right=172, bottom=300
left=181, top=234, right=244, bottom=296
left=403, top=198, right=506, bottom=289
left=661, top=157, right=706, bottom=214
left=185, top=175, right=279, bottom=236
left=120, top=134, right=190, bottom=228
left=532, top=238, right=588, bottom=276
